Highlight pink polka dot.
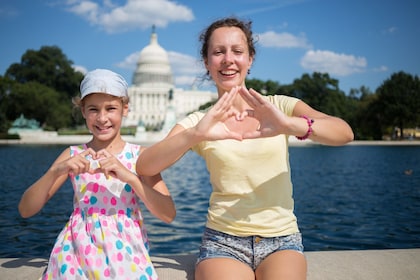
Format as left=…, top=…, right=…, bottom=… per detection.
left=83, top=196, right=90, bottom=204
left=111, top=197, right=117, bottom=205
left=85, top=245, right=91, bottom=255
left=103, top=196, right=108, bottom=204
left=96, top=258, right=102, bottom=267
left=70, top=267, right=75, bottom=275
left=104, top=268, right=110, bottom=277
left=66, top=255, right=72, bottom=262
left=133, top=256, right=140, bottom=264
left=117, top=252, right=123, bottom=261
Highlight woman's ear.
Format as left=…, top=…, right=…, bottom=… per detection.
left=248, top=55, right=254, bottom=69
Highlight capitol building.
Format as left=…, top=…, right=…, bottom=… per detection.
left=123, top=29, right=217, bottom=132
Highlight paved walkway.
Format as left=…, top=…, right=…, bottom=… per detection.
left=1, top=249, right=419, bottom=280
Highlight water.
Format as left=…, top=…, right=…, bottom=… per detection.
left=1, top=144, right=419, bottom=258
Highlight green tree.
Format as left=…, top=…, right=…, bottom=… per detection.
left=374, top=71, right=420, bottom=139
left=5, top=46, right=83, bottom=100
left=290, top=72, right=348, bottom=118
left=5, top=81, right=72, bottom=130
left=3, top=45, right=84, bottom=129
left=348, top=86, right=381, bottom=140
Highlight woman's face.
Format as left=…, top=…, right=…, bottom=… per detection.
left=205, top=26, right=253, bottom=95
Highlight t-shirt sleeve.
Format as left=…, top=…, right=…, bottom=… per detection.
left=265, top=95, right=300, bottom=116
left=177, top=111, right=205, bottom=128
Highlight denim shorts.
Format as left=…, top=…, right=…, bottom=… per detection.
left=196, top=227, right=304, bottom=270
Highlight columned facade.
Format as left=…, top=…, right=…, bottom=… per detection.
left=124, top=28, right=216, bottom=131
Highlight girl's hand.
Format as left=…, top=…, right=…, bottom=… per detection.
left=94, top=149, right=136, bottom=183
left=194, top=86, right=244, bottom=141
left=53, top=148, right=98, bottom=176
left=239, top=87, right=290, bottom=138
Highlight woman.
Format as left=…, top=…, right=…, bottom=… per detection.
left=137, top=17, right=354, bottom=280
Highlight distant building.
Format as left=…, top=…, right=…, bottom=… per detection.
left=124, top=28, right=216, bottom=131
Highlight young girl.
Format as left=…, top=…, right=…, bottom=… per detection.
left=18, top=69, right=176, bottom=279
left=136, top=18, right=354, bottom=280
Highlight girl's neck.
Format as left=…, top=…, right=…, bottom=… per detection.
left=87, top=137, right=126, bottom=155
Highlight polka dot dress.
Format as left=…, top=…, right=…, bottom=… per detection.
left=42, top=143, right=158, bottom=280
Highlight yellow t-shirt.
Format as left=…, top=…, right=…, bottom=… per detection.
left=178, top=95, right=300, bottom=237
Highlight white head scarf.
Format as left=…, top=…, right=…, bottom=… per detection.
left=80, top=69, right=128, bottom=100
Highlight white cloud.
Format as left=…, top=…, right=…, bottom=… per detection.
left=72, top=64, right=88, bottom=74
left=373, top=65, right=388, bottom=72
left=382, top=26, right=397, bottom=34
left=300, top=50, right=367, bottom=76
left=258, top=31, right=311, bottom=49
left=65, top=0, right=194, bottom=33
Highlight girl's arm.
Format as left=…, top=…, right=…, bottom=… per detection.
left=18, top=148, right=96, bottom=218
left=95, top=149, right=176, bottom=223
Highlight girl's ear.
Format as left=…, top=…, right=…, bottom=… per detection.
left=122, top=103, right=129, bottom=117
left=81, top=106, right=87, bottom=119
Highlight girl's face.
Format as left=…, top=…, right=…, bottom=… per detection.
left=205, top=26, right=253, bottom=95
left=81, top=93, right=128, bottom=142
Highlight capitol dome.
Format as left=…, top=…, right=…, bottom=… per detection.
left=132, top=28, right=174, bottom=87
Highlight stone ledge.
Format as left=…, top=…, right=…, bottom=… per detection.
left=1, top=249, right=419, bottom=280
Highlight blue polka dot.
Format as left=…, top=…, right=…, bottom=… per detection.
left=117, top=222, right=123, bottom=232
left=63, top=244, right=70, bottom=251
left=140, top=276, right=147, bottom=280
left=115, top=240, right=123, bottom=250
left=95, top=221, right=100, bottom=228
left=124, top=184, right=132, bottom=192
left=125, top=152, right=133, bottom=159
left=90, top=196, right=97, bottom=204
left=125, top=246, right=132, bottom=254
left=60, top=264, right=67, bottom=274
left=146, top=266, right=153, bottom=275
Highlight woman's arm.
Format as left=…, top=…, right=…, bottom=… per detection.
left=291, top=100, right=354, bottom=146
left=137, top=87, right=243, bottom=176
left=240, top=87, right=354, bottom=146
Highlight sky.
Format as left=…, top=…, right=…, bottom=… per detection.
left=1, top=0, right=419, bottom=94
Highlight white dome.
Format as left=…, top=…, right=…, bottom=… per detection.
left=132, top=30, right=174, bottom=87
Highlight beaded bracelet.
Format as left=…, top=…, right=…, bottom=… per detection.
left=296, top=115, right=314, bottom=140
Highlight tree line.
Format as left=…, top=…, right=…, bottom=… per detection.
left=1, top=46, right=419, bottom=140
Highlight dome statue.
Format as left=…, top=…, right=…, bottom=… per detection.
left=132, top=25, right=173, bottom=87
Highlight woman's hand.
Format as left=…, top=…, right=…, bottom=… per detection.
left=239, top=87, right=290, bottom=138
left=194, top=86, right=245, bottom=141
